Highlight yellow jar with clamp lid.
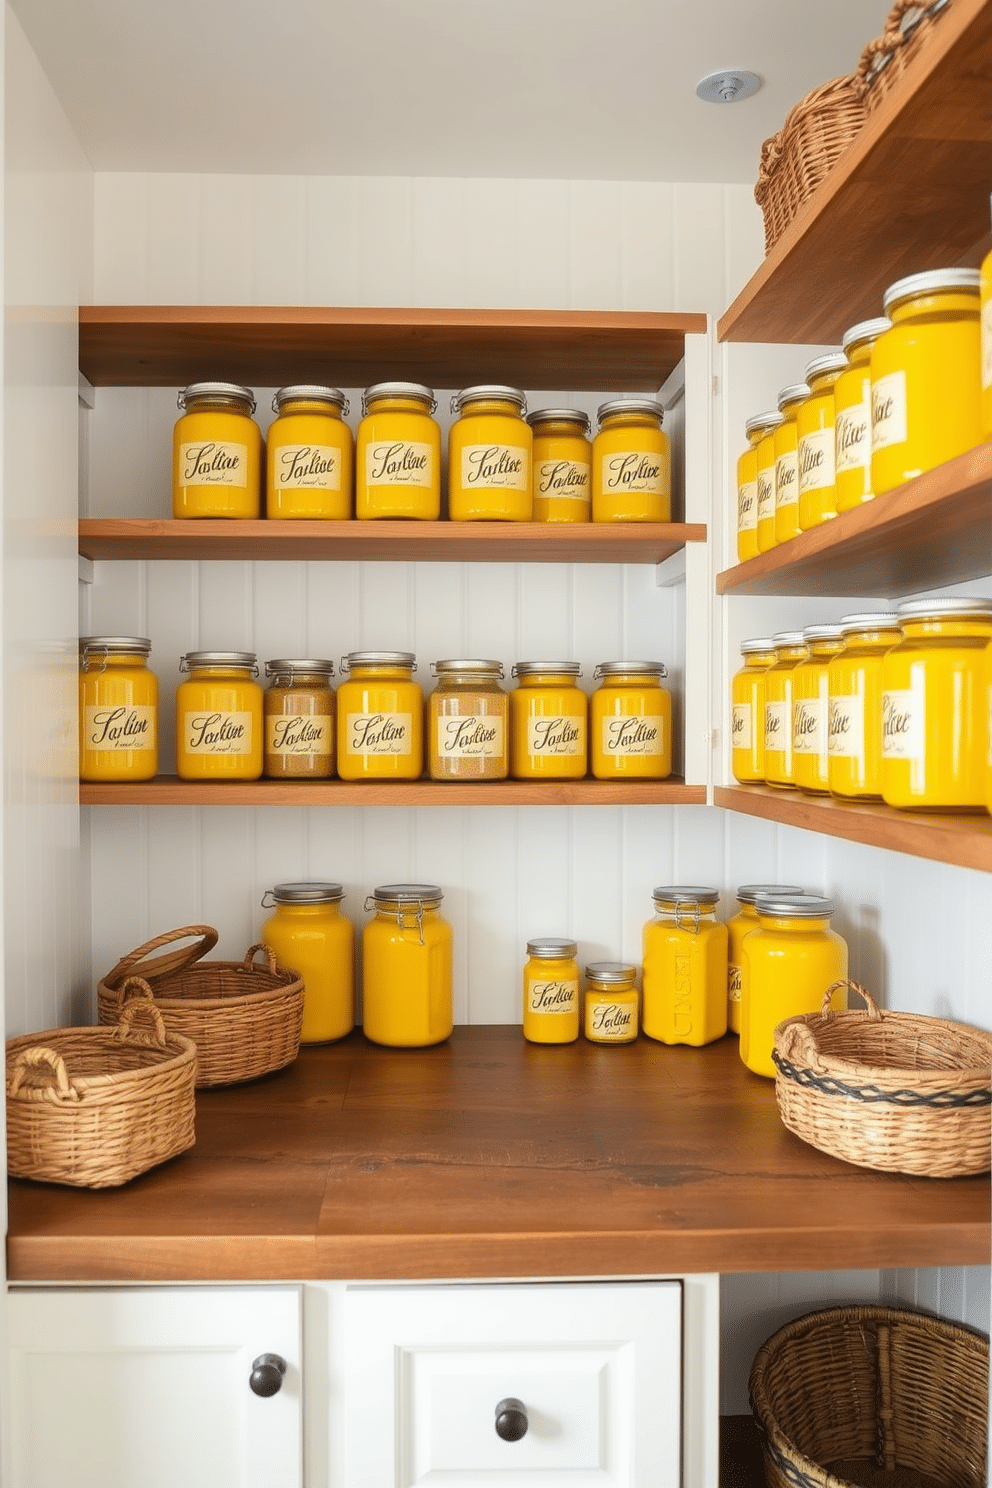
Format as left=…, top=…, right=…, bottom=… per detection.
left=266, top=385, right=352, bottom=519
left=880, top=598, right=992, bottom=811
left=737, top=414, right=775, bottom=562
left=590, top=661, right=671, bottom=779
left=173, top=382, right=261, bottom=518
left=792, top=624, right=845, bottom=795
left=527, top=408, right=592, bottom=522
left=726, top=884, right=804, bottom=1036
left=584, top=961, right=639, bottom=1044
left=592, top=398, right=671, bottom=522
left=827, top=612, right=900, bottom=800
left=731, top=637, right=777, bottom=784
left=176, top=650, right=263, bottom=780
left=428, top=659, right=508, bottom=781
left=739, top=894, right=847, bottom=1079
left=79, top=636, right=158, bottom=782
left=985, top=638, right=992, bottom=813
left=523, top=938, right=580, bottom=1043
left=871, top=268, right=982, bottom=496
left=362, top=884, right=453, bottom=1047
left=510, top=662, right=587, bottom=779
left=356, top=383, right=441, bottom=520
left=261, top=882, right=354, bottom=1043
left=337, top=651, right=423, bottom=781
left=449, top=386, right=532, bottom=521
left=835, top=318, right=889, bottom=511
left=755, top=410, right=783, bottom=553
left=263, top=659, right=336, bottom=779
left=798, top=354, right=846, bottom=530
left=642, top=886, right=728, bottom=1046
left=774, top=383, right=808, bottom=543
left=763, top=632, right=807, bottom=788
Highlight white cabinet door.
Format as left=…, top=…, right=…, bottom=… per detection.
left=7, top=1285, right=302, bottom=1488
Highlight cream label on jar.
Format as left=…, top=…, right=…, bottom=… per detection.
left=792, top=697, right=823, bottom=755
left=586, top=1000, right=635, bottom=1040
left=601, top=452, right=665, bottom=495
left=727, top=963, right=742, bottom=1004
left=732, top=703, right=752, bottom=751
left=881, top=687, right=925, bottom=760
left=835, top=395, right=871, bottom=474
left=764, top=700, right=789, bottom=752
left=435, top=715, right=505, bottom=761
left=738, top=480, right=757, bottom=532
left=982, top=299, right=992, bottom=390
left=798, top=428, right=835, bottom=493
left=183, top=711, right=253, bottom=756
left=345, top=712, right=414, bottom=756
left=988, top=683, right=992, bottom=767
left=536, top=459, right=590, bottom=502
left=756, top=470, right=775, bottom=524
left=775, top=452, right=798, bottom=510
left=526, top=977, right=578, bottom=1015
left=527, top=716, right=585, bottom=757
left=871, top=371, right=908, bottom=451
left=275, top=445, right=342, bottom=491
left=462, top=444, right=529, bottom=491
left=828, top=694, right=864, bottom=758
left=601, top=715, right=665, bottom=756
left=84, top=706, right=156, bottom=752
left=365, top=441, right=434, bottom=488
left=179, top=441, right=249, bottom=487
left=266, top=714, right=334, bottom=757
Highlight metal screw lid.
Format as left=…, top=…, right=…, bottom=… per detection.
left=739, top=636, right=778, bottom=654
left=736, top=884, right=805, bottom=905
left=895, top=597, right=992, bottom=622
left=79, top=636, right=151, bottom=655
left=272, top=385, right=349, bottom=416
left=526, top=408, right=591, bottom=433
left=178, top=382, right=256, bottom=414
left=264, top=658, right=336, bottom=678
left=585, top=961, right=637, bottom=983
left=771, top=632, right=807, bottom=647
left=526, top=937, right=578, bottom=959
left=745, top=411, right=783, bottom=438
left=801, top=624, right=846, bottom=642
left=370, top=883, right=443, bottom=909
left=266, top=882, right=345, bottom=904
left=431, top=659, right=505, bottom=677
left=596, top=397, right=665, bottom=424
left=804, top=353, right=847, bottom=382
left=883, top=268, right=981, bottom=314
left=841, top=317, right=891, bottom=354
left=511, top=661, right=582, bottom=678
left=754, top=893, right=835, bottom=918
left=180, top=650, right=258, bottom=671
left=362, top=382, right=436, bottom=414
left=652, top=885, right=720, bottom=907
left=839, top=612, right=901, bottom=634
left=340, top=651, right=418, bottom=672
left=777, top=383, right=810, bottom=410
left=451, top=385, right=527, bottom=415
left=593, top=660, right=668, bottom=679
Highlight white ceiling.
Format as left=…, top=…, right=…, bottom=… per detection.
left=10, top=0, right=893, bottom=182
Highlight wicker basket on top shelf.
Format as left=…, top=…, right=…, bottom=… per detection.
left=856, top=0, right=953, bottom=113
left=754, top=75, right=867, bottom=253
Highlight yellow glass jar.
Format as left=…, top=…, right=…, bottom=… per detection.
left=737, top=414, right=775, bottom=562
left=590, top=661, right=671, bottom=780
left=755, top=410, right=784, bottom=553
left=266, top=385, right=352, bottom=519
left=356, top=383, right=441, bottom=520
left=797, top=354, right=846, bottom=530
left=982, top=215, right=992, bottom=438
left=792, top=624, right=846, bottom=795
left=773, top=383, right=809, bottom=544
left=739, top=894, right=847, bottom=1079
left=731, top=637, right=777, bottom=784
left=592, top=398, right=671, bottom=522
left=263, top=658, right=336, bottom=780
left=827, top=612, right=900, bottom=800
left=337, top=651, right=423, bottom=781
left=428, top=659, right=508, bottom=781
left=261, top=882, right=354, bottom=1043
left=175, top=650, right=263, bottom=780
left=362, top=884, right=453, bottom=1047
left=173, top=382, right=262, bottom=519
left=871, top=268, right=982, bottom=496
left=985, top=638, right=992, bottom=813
left=527, top=408, right=592, bottom=522
left=523, top=937, right=580, bottom=1044
left=880, top=598, right=992, bottom=812
left=449, top=386, right=532, bottom=521
left=835, top=318, right=890, bottom=511
left=642, top=886, right=728, bottom=1047
left=726, top=884, right=805, bottom=1036
left=584, top=961, right=639, bottom=1045
left=510, top=662, right=587, bottom=779
left=79, top=636, right=158, bottom=782
left=763, top=632, right=807, bottom=788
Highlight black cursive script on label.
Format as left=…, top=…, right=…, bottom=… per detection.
left=189, top=712, right=246, bottom=749
left=532, top=717, right=582, bottom=753
left=369, top=441, right=429, bottom=481
left=605, top=453, right=661, bottom=490
left=182, top=442, right=243, bottom=481
left=465, top=446, right=524, bottom=484
left=88, top=707, right=150, bottom=746
left=279, top=446, right=338, bottom=483
left=271, top=716, right=327, bottom=751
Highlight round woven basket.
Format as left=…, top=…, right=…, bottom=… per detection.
left=855, top=0, right=952, bottom=113
left=750, top=1305, right=988, bottom=1488
left=754, top=75, right=866, bottom=253
left=773, top=980, right=992, bottom=1178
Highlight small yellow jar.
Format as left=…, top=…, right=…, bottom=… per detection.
left=584, top=961, right=639, bottom=1044
left=731, top=637, right=777, bottom=784
left=362, top=884, right=453, bottom=1047
left=590, top=661, right=671, bottom=780
left=263, top=659, right=336, bottom=779
left=755, top=411, right=784, bottom=553
left=176, top=650, right=263, bottom=780
left=739, top=894, right=847, bottom=1079
left=763, top=632, right=807, bottom=788
left=523, top=937, right=580, bottom=1044
left=792, top=624, right=846, bottom=795
left=773, top=383, right=809, bottom=544
left=510, top=662, right=587, bottom=780
left=449, top=386, right=532, bottom=521
left=881, top=598, right=992, bottom=812
left=642, top=886, right=728, bottom=1046
left=737, top=414, right=775, bottom=562
left=337, top=651, right=423, bottom=781
left=835, top=318, right=890, bottom=511
left=261, top=882, right=354, bottom=1043
left=527, top=408, right=592, bottom=522
left=79, top=636, right=158, bottom=782
left=356, top=383, right=441, bottom=520
left=428, top=659, right=508, bottom=781
left=592, top=398, right=671, bottom=522
left=981, top=214, right=992, bottom=437
left=798, top=354, right=846, bottom=530
left=266, top=385, right=352, bottom=519
left=871, top=268, right=982, bottom=496
left=173, top=382, right=262, bottom=519
left=726, top=884, right=805, bottom=1035
left=827, top=612, right=900, bottom=800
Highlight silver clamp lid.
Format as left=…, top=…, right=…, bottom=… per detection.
left=272, top=385, right=349, bottom=416
left=264, top=658, right=336, bottom=678
left=362, top=382, right=436, bottom=414
left=593, top=660, right=668, bottom=679
left=511, top=661, right=582, bottom=679
left=180, top=650, right=258, bottom=674
left=526, top=408, right=591, bottom=434
left=431, top=659, right=505, bottom=678
left=262, top=881, right=345, bottom=907
left=178, top=382, right=256, bottom=414
left=735, top=884, right=804, bottom=906
left=341, top=650, right=418, bottom=673
left=451, top=385, right=527, bottom=415
left=80, top=635, right=151, bottom=656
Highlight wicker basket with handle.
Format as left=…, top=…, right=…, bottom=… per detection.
left=98, top=925, right=305, bottom=1088
left=773, top=979, right=992, bottom=1177
left=6, top=978, right=197, bottom=1188
left=855, top=0, right=953, bottom=113
left=754, top=74, right=866, bottom=253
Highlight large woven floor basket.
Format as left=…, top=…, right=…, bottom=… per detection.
left=773, top=981, right=992, bottom=1178
left=98, top=926, right=304, bottom=1087
left=750, top=1305, right=988, bottom=1488
left=6, top=983, right=196, bottom=1188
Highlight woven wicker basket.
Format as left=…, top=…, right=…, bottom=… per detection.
left=754, top=74, right=866, bottom=253
left=6, top=980, right=197, bottom=1188
left=750, top=1305, right=988, bottom=1488
left=773, top=980, right=992, bottom=1178
left=856, top=0, right=952, bottom=113
left=98, top=926, right=305, bottom=1088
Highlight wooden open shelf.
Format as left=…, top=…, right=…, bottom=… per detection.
left=79, top=517, right=705, bottom=566
left=78, top=305, right=708, bottom=392
left=714, top=785, right=992, bottom=874
left=716, top=444, right=992, bottom=597
left=718, top=0, right=992, bottom=345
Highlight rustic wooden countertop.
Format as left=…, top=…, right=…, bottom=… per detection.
left=7, top=1027, right=989, bottom=1282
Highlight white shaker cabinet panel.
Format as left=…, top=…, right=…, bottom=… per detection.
left=7, top=1285, right=302, bottom=1488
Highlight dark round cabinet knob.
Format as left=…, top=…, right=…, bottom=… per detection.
left=494, top=1397, right=528, bottom=1442
left=249, top=1352, right=287, bottom=1397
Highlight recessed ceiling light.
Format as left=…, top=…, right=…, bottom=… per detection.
left=695, top=70, right=762, bottom=104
